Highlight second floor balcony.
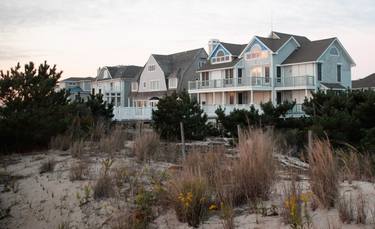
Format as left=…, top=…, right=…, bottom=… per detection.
left=188, top=77, right=272, bottom=91
left=275, top=75, right=315, bottom=88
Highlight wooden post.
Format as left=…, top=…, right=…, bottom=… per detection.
left=308, top=130, right=313, bottom=151
left=180, top=122, right=186, bottom=160
left=237, top=124, right=241, bottom=142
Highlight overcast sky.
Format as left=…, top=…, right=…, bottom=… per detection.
left=0, top=0, right=374, bottom=80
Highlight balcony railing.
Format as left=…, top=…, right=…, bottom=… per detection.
left=275, top=75, right=314, bottom=87
left=189, top=77, right=272, bottom=91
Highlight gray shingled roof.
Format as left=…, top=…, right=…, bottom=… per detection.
left=198, top=58, right=242, bottom=71
left=282, top=38, right=336, bottom=64
left=352, top=73, right=375, bottom=89
left=152, top=48, right=205, bottom=79
left=221, top=42, right=247, bottom=56
left=106, top=65, right=143, bottom=79
left=320, top=82, right=346, bottom=89
left=62, top=77, right=94, bottom=81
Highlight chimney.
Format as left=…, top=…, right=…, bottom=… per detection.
left=208, top=39, right=220, bottom=55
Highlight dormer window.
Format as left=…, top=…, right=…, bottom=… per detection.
left=330, top=47, right=339, bottom=56
left=211, top=49, right=230, bottom=64
left=245, top=44, right=268, bottom=60
left=148, top=65, right=156, bottom=72
left=169, top=78, right=177, bottom=89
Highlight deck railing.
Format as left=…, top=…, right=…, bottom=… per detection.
left=275, top=76, right=314, bottom=87
left=189, top=77, right=272, bottom=90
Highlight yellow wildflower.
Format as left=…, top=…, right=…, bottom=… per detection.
left=209, top=204, right=218, bottom=210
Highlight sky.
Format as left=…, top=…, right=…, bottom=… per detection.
left=0, top=0, right=374, bottom=80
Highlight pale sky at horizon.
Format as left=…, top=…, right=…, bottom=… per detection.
left=0, top=0, right=374, bottom=80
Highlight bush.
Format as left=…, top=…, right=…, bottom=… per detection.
left=50, top=134, right=71, bottom=151
left=39, top=159, right=56, bottom=174
left=152, top=91, right=208, bottom=140
left=97, top=125, right=126, bottom=155
left=93, top=158, right=115, bottom=199
left=231, top=129, right=276, bottom=205
left=168, top=170, right=211, bottom=227
left=308, top=139, right=339, bottom=208
left=133, top=131, right=160, bottom=162
left=69, top=160, right=89, bottom=181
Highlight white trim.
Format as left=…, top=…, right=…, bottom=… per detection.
left=275, top=36, right=301, bottom=53
left=208, top=43, right=233, bottom=60
left=271, top=32, right=280, bottom=39
left=239, top=36, right=274, bottom=58
left=317, top=38, right=356, bottom=66
left=280, top=61, right=316, bottom=66
left=196, top=61, right=241, bottom=73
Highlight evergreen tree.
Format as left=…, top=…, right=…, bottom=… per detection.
left=0, top=62, right=71, bottom=153
left=152, top=91, right=208, bottom=140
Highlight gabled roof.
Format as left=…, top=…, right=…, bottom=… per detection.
left=198, top=58, right=242, bottom=71
left=62, top=77, right=94, bottom=82
left=282, top=38, right=336, bottom=64
left=152, top=48, right=206, bottom=79
left=105, top=65, right=143, bottom=79
left=220, top=42, right=247, bottom=56
left=352, top=73, right=375, bottom=89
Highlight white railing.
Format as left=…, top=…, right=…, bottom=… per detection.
left=112, top=107, right=153, bottom=121
left=201, top=104, right=262, bottom=118
left=111, top=103, right=305, bottom=121
left=275, top=76, right=314, bottom=87
left=189, top=77, right=272, bottom=91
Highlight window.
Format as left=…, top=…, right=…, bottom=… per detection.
left=217, top=50, right=224, bottom=57
left=276, top=92, right=282, bottom=104
left=110, top=82, right=114, bottom=90
left=265, top=66, right=270, bottom=83
left=201, top=72, right=209, bottom=86
left=330, top=47, right=339, bottom=56
left=276, top=66, right=281, bottom=82
left=169, top=78, right=177, bottom=88
left=317, top=63, right=322, bottom=81
left=150, top=81, right=160, bottom=90
left=225, top=69, right=233, bottom=79
left=148, top=65, right=156, bottom=72
left=245, top=44, right=268, bottom=60
left=211, top=49, right=230, bottom=63
left=337, top=65, right=341, bottom=82
left=143, top=82, right=147, bottom=88
left=131, top=82, right=138, bottom=91
left=238, top=69, right=243, bottom=78
left=250, top=67, right=262, bottom=77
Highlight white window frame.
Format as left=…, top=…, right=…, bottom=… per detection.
left=150, top=80, right=160, bottom=90
left=169, top=78, right=177, bottom=89
left=131, top=82, right=138, bottom=92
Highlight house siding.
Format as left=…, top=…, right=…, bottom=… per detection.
left=138, top=56, right=167, bottom=93
left=317, top=40, right=352, bottom=88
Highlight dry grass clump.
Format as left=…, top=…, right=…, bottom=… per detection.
left=98, top=125, right=127, bottom=155
left=184, top=146, right=227, bottom=187
left=337, top=192, right=354, bottom=223
left=308, top=139, right=339, bottom=208
left=50, top=134, right=71, bottom=151
left=39, top=159, right=56, bottom=174
left=70, top=140, right=84, bottom=158
left=69, top=160, right=89, bottom=181
left=339, top=150, right=374, bottom=183
left=133, top=131, right=160, bottom=162
left=231, top=128, right=276, bottom=205
left=93, top=158, right=115, bottom=199
left=168, top=169, right=212, bottom=227
left=90, top=121, right=107, bottom=142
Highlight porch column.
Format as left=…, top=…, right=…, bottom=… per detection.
left=198, top=93, right=201, bottom=106
left=250, top=90, right=254, bottom=104
left=222, top=92, right=225, bottom=105
left=305, top=89, right=308, bottom=97
left=213, top=92, right=216, bottom=105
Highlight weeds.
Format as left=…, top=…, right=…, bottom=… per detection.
left=39, top=159, right=56, bottom=174
left=50, top=134, right=71, bottom=151
left=93, top=158, right=115, bottom=199
left=70, top=140, right=84, bottom=158
left=337, top=192, right=354, bottom=223
left=133, top=131, right=160, bottom=162
left=308, top=139, right=339, bottom=208
left=69, top=160, right=89, bottom=181
left=231, top=128, right=276, bottom=205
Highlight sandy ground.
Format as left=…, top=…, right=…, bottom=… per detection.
left=1, top=148, right=375, bottom=229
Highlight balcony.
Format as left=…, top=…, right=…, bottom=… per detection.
left=275, top=75, right=314, bottom=88
left=189, top=77, right=272, bottom=92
